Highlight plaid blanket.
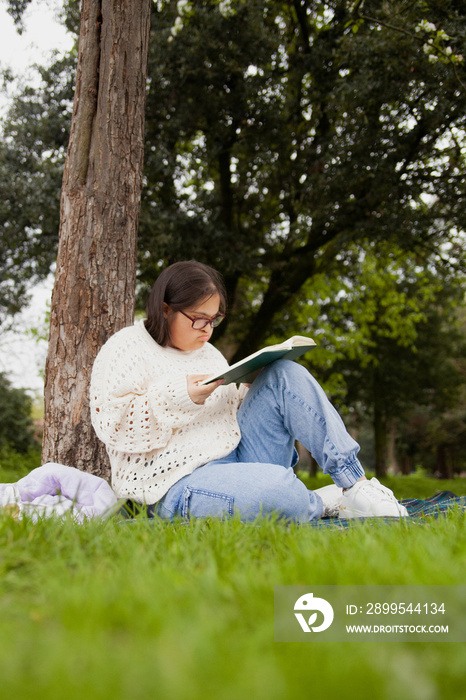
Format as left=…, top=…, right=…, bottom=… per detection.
left=314, top=490, right=466, bottom=529
left=403, top=490, right=466, bottom=517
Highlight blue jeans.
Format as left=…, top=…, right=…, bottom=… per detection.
left=155, top=360, right=365, bottom=522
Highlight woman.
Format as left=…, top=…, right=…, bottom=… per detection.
left=90, top=261, right=407, bottom=521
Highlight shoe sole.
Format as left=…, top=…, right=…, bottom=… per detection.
left=339, top=504, right=409, bottom=519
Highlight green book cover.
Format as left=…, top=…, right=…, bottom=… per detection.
left=201, top=336, right=316, bottom=386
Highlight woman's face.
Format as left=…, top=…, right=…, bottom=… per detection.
left=164, top=293, right=221, bottom=351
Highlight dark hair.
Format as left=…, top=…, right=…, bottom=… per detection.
left=145, top=261, right=227, bottom=346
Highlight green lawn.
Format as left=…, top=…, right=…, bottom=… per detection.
left=0, top=461, right=465, bottom=699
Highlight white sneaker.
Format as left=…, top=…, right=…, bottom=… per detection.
left=314, top=484, right=343, bottom=518
left=339, top=478, right=408, bottom=519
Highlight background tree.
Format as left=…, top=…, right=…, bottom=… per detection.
left=2, top=1, right=465, bottom=349
left=395, top=307, right=466, bottom=477
left=140, top=0, right=466, bottom=361
left=0, top=4, right=76, bottom=330
left=0, top=371, right=37, bottom=454
left=277, top=242, right=466, bottom=476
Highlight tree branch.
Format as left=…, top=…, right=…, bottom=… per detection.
left=358, top=12, right=466, bottom=93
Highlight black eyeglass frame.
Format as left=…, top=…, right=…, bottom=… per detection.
left=178, top=309, right=226, bottom=330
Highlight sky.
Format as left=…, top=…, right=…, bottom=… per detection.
left=0, top=0, right=73, bottom=394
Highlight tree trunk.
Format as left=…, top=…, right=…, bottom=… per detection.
left=436, top=444, right=453, bottom=479
left=41, top=0, right=152, bottom=478
left=374, top=413, right=388, bottom=478
left=387, top=419, right=400, bottom=474
left=373, top=367, right=388, bottom=478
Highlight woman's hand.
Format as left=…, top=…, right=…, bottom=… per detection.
left=187, top=375, right=225, bottom=405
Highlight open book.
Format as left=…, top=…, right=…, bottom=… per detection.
left=200, top=335, right=316, bottom=386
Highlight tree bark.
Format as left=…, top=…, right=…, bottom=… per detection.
left=387, top=419, right=400, bottom=474
left=42, top=0, right=152, bottom=477
left=436, top=444, right=453, bottom=479
left=373, top=366, right=388, bottom=478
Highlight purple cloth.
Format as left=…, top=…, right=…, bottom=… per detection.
left=0, top=463, right=118, bottom=522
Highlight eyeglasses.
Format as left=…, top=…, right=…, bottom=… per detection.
left=178, top=309, right=225, bottom=330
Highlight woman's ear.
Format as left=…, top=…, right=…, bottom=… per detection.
left=163, top=302, right=169, bottom=319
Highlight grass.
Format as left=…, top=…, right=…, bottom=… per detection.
left=0, top=459, right=465, bottom=700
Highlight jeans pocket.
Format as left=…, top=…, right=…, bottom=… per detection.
left=180, top=486, right=235, bottom=519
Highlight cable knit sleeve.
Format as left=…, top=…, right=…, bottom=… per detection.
left=90, top=326, right=204, bottom=454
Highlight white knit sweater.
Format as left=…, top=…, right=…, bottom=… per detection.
left=90, top=320, right=245, bottom=504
